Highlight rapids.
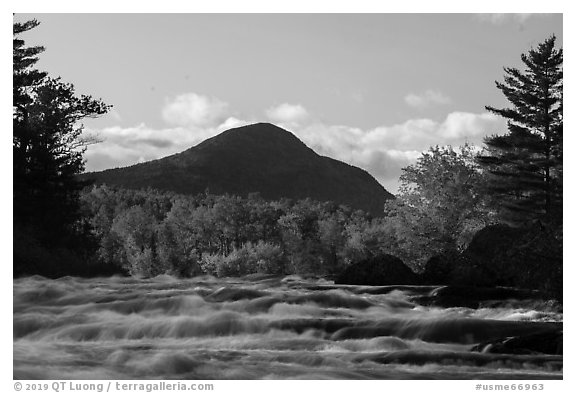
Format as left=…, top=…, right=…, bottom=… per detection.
left=13, top=275, right=562, bottom=379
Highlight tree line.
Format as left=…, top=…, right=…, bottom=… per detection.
left=82, top=186, right=368, bottom=276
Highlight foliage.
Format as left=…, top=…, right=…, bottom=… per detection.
left=477, top=35, right=563, bottom=226
left=85, top=178, right=503, bottom=277
left=13, top=19, right=110, bottom=276
left=81, top=185, right=395, bottom=277
left=341, top=215, right=391, bottom=264
left=384, top=145, right=495, bottom=270
left=110, top=205, right=161, bottom=276
left=13, top=19, right=46, bottom=123
left=199, top=241, right=285, bottom=277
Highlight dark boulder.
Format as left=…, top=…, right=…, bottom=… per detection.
left=418, top=223, right=562, bottom=302
left=420, top=250, right=460, bottom=285
left=335, top=254, right=420, bottom=286
left=465, top=224, right=526, bottom=259
left=460, top=224, right=528, bottom=287
left=503, top=224, right=562, bottom=302
left=463, top=223, right=562, bottom=300
left=418, top=225, right=526, bottom=287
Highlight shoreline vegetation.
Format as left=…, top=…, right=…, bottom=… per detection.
left=15, top=183, right=562, bottom=303
left=13, top=20, right=563, bottom=303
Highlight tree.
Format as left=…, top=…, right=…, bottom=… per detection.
left=277, top=199, right=323, bottom=274
left=13, top=19, right=46, bottom=122
left=477, top=36, right=563, bottom=225
left=111, top=205, right=160, bottom=276
left=384, top=145, right=494, bottom=270
left=23, top=78, right=109, bottom=230
left=13, top=19, right=46, bottom=222
left=13, top=19, right=110, bottom=275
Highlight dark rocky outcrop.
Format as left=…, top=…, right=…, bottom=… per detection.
left=461, top=224, right=529, bottom=287
left=419, top=225, right=526, bottom=287
left=334, top=254, right=420, bottom=286
left=420, top=250, right=460, bottom=285
left=420, top=223, right=562, bottom=301
left=463, top=224, right=562, bottom=299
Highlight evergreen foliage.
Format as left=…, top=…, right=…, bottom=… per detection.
left=13, top=19, right=110, bottom=275
left=478, top=36, right=563, bottom=225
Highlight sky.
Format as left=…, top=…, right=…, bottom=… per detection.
left=14, top=13, right=563, bottom=193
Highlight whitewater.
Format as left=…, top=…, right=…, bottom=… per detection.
left=13, top=275, right=562, bottom=379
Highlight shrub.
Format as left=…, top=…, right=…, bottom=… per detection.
left=253, top=241, right=285, bottom=274
left=199, top=252, right=220, bottom=276
left=198, top=250, right=253, bottom=277
left=218, top=246, right=255, bottom=277
left=125, top=246, right=155, bottom=277
left=198, top=241, right=286, bottom=277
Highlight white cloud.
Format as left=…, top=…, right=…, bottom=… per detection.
left=475, top=13, right=536, bottom=25
left=288, top=112, right=505, bottom=193
left=266, top=103, right=310, bottom=125
left=162, top=93, right=229, bottom=128
left=86, top=92, right=252, bottom=172
left=83, top=117, right=246, bottom=172
left=217, top=117, right=250, bottom=132
left=405, top=90, right=452, bottom=108
left=438, top=112, right=499, bottom=139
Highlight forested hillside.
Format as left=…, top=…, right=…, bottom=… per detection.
left=82, top=123, right=394, bottom=217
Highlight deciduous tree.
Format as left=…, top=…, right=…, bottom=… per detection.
left=385, top=144, right=493, bottom=270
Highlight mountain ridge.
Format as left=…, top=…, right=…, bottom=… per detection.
left=82, top=122, right=394, bottom=216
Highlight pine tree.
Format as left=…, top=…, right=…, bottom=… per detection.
left=13, top=19, right=47, bottom=220
left=24, top=77, right=109, bottom=231
left=13, top=19, right=46, bottom=111
left=13, top=18, right=110, bottom=275
left=478, top=36, right=562, bottom=225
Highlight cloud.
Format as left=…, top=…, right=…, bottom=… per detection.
left=438, top=112, right=499, bottom=139
left=404, top=90, right=451, bottom=108
left=83, top=118, right=244, bottom=172
left=217, top=117, right=250, bottom=131
left=162, top=93, right=230, bottom=128
left=85, top=91, right=254, bottom=173
left=475, top=14, right=536, bottom=25
left=287, top=111, right=505, bottom=193
left=266, top=103, right=310, bottom=125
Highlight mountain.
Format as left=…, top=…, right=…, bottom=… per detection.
left=83, top=123, right=394, bottom=216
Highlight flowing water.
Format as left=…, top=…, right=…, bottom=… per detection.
left=13, top=275, right=562, bottom=380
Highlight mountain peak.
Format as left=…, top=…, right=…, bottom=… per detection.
left=83, top=123, right=394, bottom=216
left=205, top=122, right=306, bottom=147
left=231, top=122, right=286, bottom=132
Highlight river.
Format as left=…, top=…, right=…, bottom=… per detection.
left=13, top=275, right=562, bottom=379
